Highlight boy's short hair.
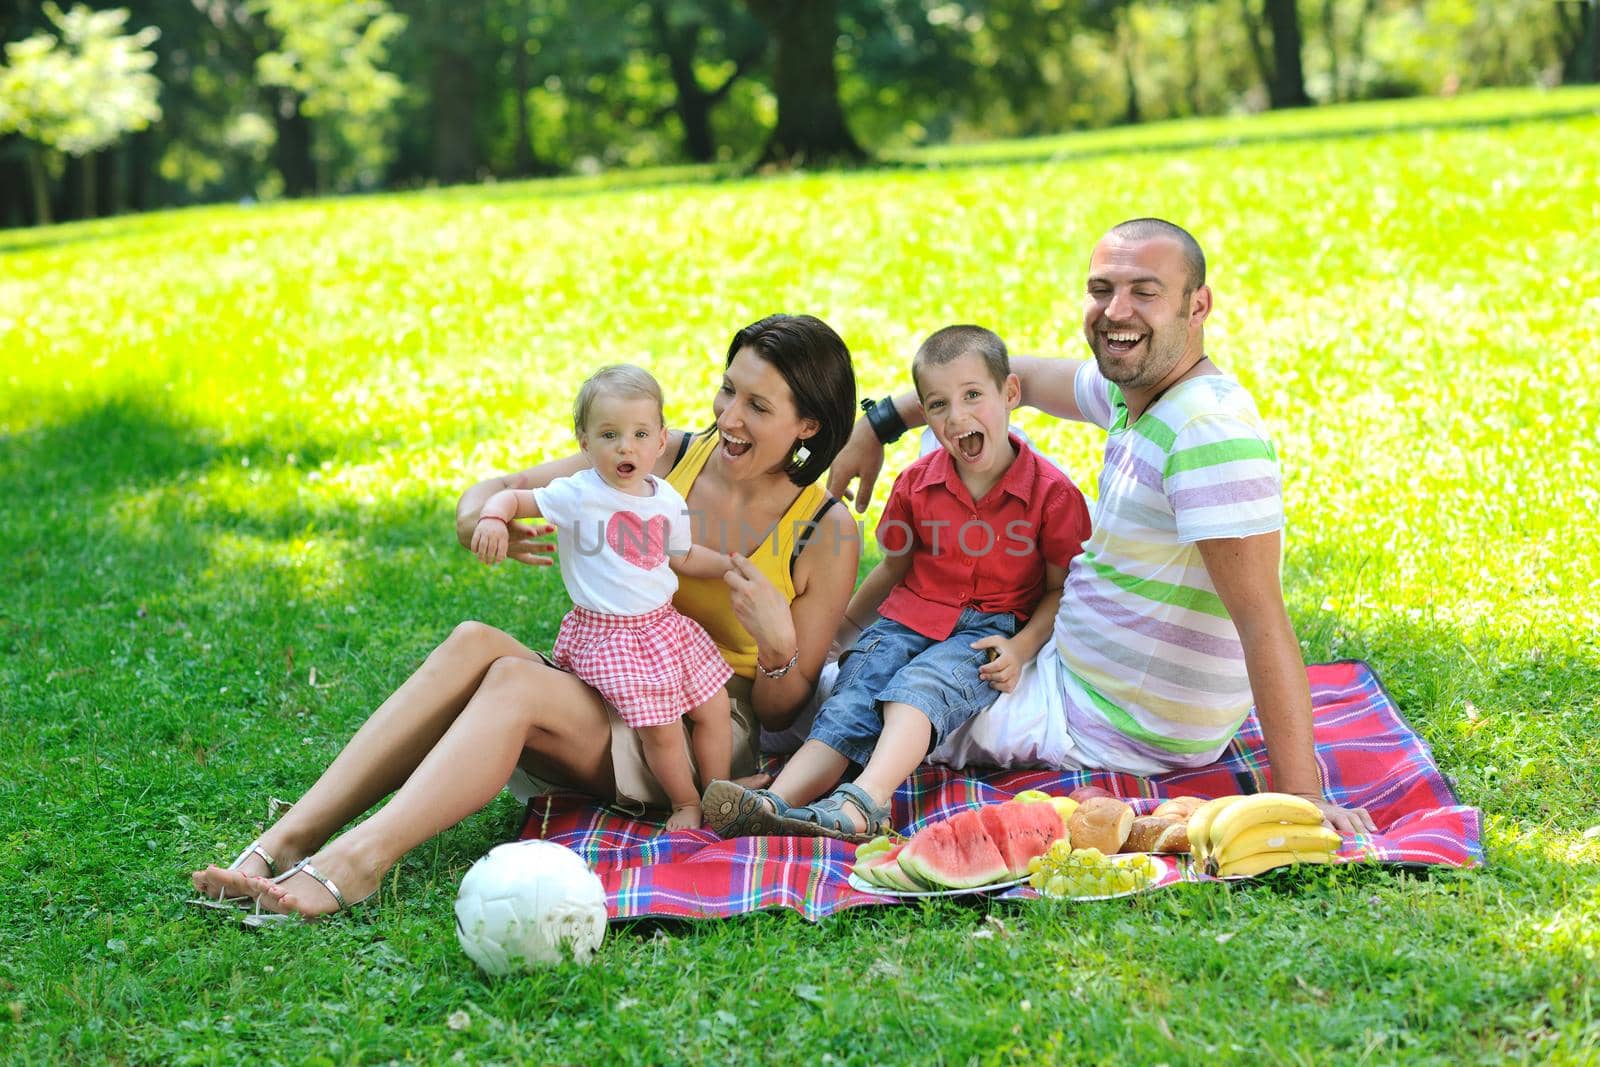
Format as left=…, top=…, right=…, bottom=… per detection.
left=573, top=364, right=664, bottom=437
left=912, top=325, right=1010, bottom=398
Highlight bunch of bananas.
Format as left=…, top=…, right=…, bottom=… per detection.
left=1186, top=792, right=1343, bottom=877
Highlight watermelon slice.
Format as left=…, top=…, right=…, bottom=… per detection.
left=898, top=809, right=1010, bottom=889
left=853, top=842, right=924, bottom=892
left=978, top=800, right=1067, bottom=878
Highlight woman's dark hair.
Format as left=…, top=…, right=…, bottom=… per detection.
left=725, top=314, right=857, bottom=487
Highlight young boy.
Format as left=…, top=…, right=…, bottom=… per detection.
left=705, top=325, right=1091, bottom=840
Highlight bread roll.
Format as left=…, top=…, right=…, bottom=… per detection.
left=1151, top=796, right=1205, bottom=820
left=1122, top=815, right=1180, bottom=853
left=1150, top=821, right=1190, bottom=854
left=1068, top=785, right=1115, bottom=804
left=1067, top=796, right=1134, bottom=854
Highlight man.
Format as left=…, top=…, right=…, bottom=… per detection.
left=830, top=218, right=1374, bottom=834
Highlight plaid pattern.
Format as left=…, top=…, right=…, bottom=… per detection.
left=520, top=660, right=1484, bottom=921
left=552, top=603, right=732, bottom=728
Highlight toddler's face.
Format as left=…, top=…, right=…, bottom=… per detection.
left=917, top=352, right=1020, bottom=479
left=580, top=394, right=667, bottom=494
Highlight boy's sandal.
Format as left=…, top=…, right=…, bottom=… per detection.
left=240, top=858, right=376, bottom=927
left=785, top=783, right=893, bottom=844
left=186, top=839, right=279, bottom=913
left=702, top=780, right=798, bottom=838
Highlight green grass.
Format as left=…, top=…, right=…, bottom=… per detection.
left=3, top=84, right=1599, bottom=1064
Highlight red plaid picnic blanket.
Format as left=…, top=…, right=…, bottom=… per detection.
left=519, top=660, right=1483, bottom=921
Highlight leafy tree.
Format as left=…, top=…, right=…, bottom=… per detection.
left=0, top=3, right=161, bottom=224
left=254, top=0, right=406, bottom=194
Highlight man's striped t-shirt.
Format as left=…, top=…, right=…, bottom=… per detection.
left=1054, top=360, right=1284, bottom=773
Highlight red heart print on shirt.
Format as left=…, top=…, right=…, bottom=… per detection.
left=607, top=511, right=669, bottom=570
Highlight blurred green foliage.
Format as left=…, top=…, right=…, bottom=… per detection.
left=0, top=0, right=1594, bottom=226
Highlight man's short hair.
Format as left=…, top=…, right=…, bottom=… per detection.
left=912, top=325, right=1010, bottom=398
left=1109, top=217, right=1207, bottom=293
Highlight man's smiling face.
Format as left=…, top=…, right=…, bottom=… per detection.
left=1082, top=234, right=1208, bottom=393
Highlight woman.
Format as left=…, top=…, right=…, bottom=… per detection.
left=190, top=314, right=860, bottom=919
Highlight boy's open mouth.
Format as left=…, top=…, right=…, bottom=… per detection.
left=955, top=429, right=985, bottom=461
left=1102, top=329, right=1145, bottom=355
left=616, top=462, right=636, bottom=476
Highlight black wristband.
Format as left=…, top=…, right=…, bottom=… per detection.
left=861, top=396, right=907, bottom=445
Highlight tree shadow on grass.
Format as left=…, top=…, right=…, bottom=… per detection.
left=0, top=392, right=346, bottom=495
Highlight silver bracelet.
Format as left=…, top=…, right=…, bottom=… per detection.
left=757, top=647, right=800, bottom=679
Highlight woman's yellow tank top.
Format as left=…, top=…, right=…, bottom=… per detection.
left=667, top=431, right=830, bottom=680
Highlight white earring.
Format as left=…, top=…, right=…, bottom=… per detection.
left=793, top=444, right=812, bottom=465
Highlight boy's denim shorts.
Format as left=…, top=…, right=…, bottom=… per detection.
left=808, top=609, right=1018, bottom=765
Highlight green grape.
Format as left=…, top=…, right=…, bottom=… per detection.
left=855, top=835, right=893, bottom=861
left=1031, top=844, right=1156, bottom=899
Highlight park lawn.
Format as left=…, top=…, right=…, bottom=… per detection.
left=2, top=84, right=1598, bottom=1064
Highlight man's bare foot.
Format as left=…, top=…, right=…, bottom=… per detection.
left=665, top=803, right=703, bottom=831
left=730, top=770, right=773, bottom=791
left=244, top=847, right=382, bottom=919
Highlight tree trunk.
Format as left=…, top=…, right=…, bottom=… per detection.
left=275, top=91, right=316, bottom=197
left=431, top=44, right=479, bottom=183
left=1239, top=0, right=1274, bottom=94
left=1120, top=11, right=1142, bottom=125
left=1184, top=6, right=1203, bottom=115
left=1322, top=0, right=1340, bottom=102
left=1348, top=0, right=1376, bottom=98
left=1264, top=0, right=1311, bottom=107
left=81, top=151, right=97, bottom=218
left=652, top=6, right=717, bottom=162
left=27, top=145, right=53, bottom=226
left=746, top=0, right=863, bottom=166
left=511, top=16, right=539, bottom=176
left=1564, top=0, right=1600, bottom=83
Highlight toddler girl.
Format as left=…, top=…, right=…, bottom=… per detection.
left=472, top=365, right=734, bottom=830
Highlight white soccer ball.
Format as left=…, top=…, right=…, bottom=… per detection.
left=454, top=840, right=608, bottom=975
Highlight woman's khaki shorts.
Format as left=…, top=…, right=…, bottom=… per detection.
left=508, top=652, right=759, bottom=816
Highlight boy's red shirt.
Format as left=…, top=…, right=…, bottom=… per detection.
left=876, top=434, right=1091, bottom=641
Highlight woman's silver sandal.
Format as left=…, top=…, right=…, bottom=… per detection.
left=187, top=839, right=279, bottom=912
left=241, top=858, right=377, bottom=926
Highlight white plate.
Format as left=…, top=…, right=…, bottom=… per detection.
left=846, top=871, right=1030, bottom=898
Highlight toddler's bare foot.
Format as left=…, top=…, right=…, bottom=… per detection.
left=665, top=803, right=703, bottom=831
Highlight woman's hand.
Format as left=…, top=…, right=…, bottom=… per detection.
left=724, top=554, right=797, bottom=667
left=503, top=520, right=558, bottom=567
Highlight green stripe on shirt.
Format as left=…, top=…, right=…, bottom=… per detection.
left=1085, top=558, right=1231, bottom=618
left=1131, top=415, right=1176, bottom=450
left=1164, top=436, right=1277, bottom=476
left=1065, top=663, right=1237, bottom=754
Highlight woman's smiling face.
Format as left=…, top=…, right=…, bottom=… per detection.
left=713, top=347, right=818, bottom=478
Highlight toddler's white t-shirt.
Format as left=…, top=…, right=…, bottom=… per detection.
left=533, top=467, right=692, bottom=616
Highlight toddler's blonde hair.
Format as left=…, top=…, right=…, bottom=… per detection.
left=573, top=364, right=665, bottom=438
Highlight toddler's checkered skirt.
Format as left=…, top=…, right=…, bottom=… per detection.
left=552, top=602, right=733, bottom=728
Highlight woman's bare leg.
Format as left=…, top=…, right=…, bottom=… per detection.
left=192, top=621, right=545, bottom=900
left=249, top=655, right=615, bottom=918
